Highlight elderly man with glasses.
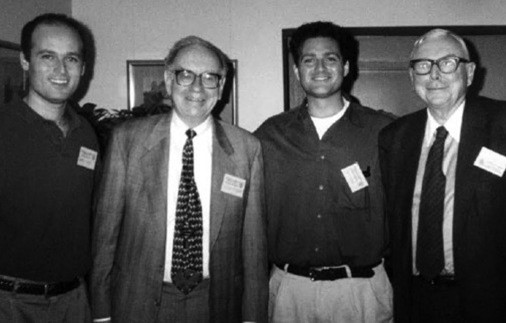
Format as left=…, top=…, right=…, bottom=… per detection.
left=90, top=36, right=268, bottom=323
left=379, top=28, right=506, bottom=322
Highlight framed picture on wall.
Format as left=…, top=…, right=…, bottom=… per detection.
left=0, top=40, right=26, bottom=104
left=126, top=59, right=238, bottom=125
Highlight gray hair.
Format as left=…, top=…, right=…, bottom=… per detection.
left=164, top=35, right=229, bottom=76
left=410, top=28, right=470, bottom=60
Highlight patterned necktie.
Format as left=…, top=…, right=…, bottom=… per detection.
left=416, top=126, right=448, bottom=280
left=171, top=129, right=203, bottom=294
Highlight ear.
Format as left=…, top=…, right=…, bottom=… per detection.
left=408, top=68, right=415, bottom=87
left=293, top=64, right=300, bottom=82
left=81, top=63, right=86, bottom=76
left=164, top=69, right=174, bottom=96
left=217, top=76, right=227, bottom=99
left=343, top=60, right=350, bottom=78
left=20, top=52, right=30, bottom=71
left=465, top=62, right=476, bottom=87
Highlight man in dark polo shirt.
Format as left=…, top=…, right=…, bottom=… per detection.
left=0, top=13, right=99, bottom=322
left=255, top=21, right=393, bottom=322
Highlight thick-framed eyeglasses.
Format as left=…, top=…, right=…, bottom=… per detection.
left=410, top=56, right=470, bottom=75
left=173, top=69, right=222, bottom=89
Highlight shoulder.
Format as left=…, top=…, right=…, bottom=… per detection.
left=349, top=102, right=395, bottom=130
left=254, top=106, right=301, bottom=139
left=113, top=113, right=169, bottom=140
left=216, top=119, right=261, bottom=151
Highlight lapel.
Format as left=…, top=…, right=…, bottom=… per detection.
left=139, top=113, right=172, bottom=238
left=398, top=110, right=427, bottom=245
left=453, top=99, right=488, bottom=256
left=209, top=119, right=237, bottom=250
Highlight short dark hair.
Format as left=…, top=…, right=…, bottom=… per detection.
left=164, top=35, right=229, bottom=76
left=21, top=13, right=86, bottom=62
left=290, top=21, right=352, bottom=66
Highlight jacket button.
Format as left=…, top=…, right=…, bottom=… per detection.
left=154, top=300, right=161, bottom=307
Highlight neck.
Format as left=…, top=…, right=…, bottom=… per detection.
left=24, top=95, right=70, bottom=136
left=24, top=95, right=67, bottom=123
left=307, top=94, right=345, bottom=118
left=428, top=98, right=465, bottom=125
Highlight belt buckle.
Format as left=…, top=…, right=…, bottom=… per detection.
left=308, top=267, right=321, bottom=281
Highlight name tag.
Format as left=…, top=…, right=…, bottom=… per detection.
left=474, top=147, right=506, bottom=177
left=221, top=174, right=246, bottom=198
left=341, top=162, right=369, bottom=193
left=77, top=146, right=98, bottom=170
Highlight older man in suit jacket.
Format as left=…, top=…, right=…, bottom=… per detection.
left=90, top=36, right=268, bottom=323
left=379, top=29, right=506, bottom=323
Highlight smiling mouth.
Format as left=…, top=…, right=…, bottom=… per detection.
left=50, top=78, right=69, bottom=85
left=186, top=96, right=205, bottom=102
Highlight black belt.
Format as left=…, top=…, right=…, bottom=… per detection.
left=277, top=261, right=379, bottom=281
left=0, top=276, right=81, bottom=297
left=413, top=274, right=457, bottom=286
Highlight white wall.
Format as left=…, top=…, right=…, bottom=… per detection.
left=72, top=0, right=506, bottom=131
left=1, top=0, right=71, bottom=44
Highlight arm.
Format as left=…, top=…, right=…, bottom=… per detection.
left=90, top=128, right=127, bottom=319
left=242, top=142, right=269, bottom=323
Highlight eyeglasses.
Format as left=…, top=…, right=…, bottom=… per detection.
left=410, top=56, right=470, bottom=75
left=173, top=69, right=222, bottom=89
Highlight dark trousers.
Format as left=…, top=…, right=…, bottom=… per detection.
left=0, top=282, right=90, bottom=323
left=411, top=276, right=463, bottom=323
left=155, top=279, right=210, bottom=323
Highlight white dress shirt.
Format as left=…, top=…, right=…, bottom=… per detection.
left=412, top=102, right=465, bottom=275
left=163, top=113, right=213, bottom=282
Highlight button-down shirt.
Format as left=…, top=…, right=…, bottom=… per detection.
left=255, top=101, right=392, bottom=267
left=412, top=102, right=464, bottom=275
left=163, top=113, right=213, bottom=281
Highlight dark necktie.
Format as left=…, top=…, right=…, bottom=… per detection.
left=171, top=129, right=203, bottom=294
left=416, top=126, right=448, bottom=280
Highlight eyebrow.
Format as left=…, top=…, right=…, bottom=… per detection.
left=35, top=49, right=83, bottom=58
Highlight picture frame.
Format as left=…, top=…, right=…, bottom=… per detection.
left=0, top=40, right=26, bottom=104
left=127, top=59, right=238, bottom=125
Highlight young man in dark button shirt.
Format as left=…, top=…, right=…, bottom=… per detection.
left=255, top=21, right=393, bottom=322
left=0, top=13, right=99, bottom=322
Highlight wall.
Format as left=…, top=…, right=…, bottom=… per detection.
left=72, top=0, right=506, bottom=131
left=1, top=0, right=71, bottom=44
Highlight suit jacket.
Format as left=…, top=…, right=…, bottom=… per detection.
left=379, top=97, right=506, bottom=322
left=90, top=112, right=268, bottom=323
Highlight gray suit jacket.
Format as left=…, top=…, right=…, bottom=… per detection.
left=90, top=112, right=268, bottom=323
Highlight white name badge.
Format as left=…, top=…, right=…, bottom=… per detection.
left=341, top=162, right=369, bottom=193
left=221, top=174, right=246, bottom=198
left=77, top=146, right=98, bottom=170
left=473, top=147, right=506, bottom=177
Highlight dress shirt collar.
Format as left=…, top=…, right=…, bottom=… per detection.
left=425, top=101, right=465, bottom=147
left=171, top=112, right=213, bottom=138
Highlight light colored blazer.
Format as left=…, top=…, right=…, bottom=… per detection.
left=90, top=112, right=268, bottom=323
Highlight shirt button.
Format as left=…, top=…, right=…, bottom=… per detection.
left=314, top=247, right=319, bottom=252
left=317, top=214, right=322, bottom=219
left=319, top=184, right=324, bottom=190
left=320, top=155, right=325, bottom=160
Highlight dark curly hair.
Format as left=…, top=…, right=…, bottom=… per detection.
left=290, top=21, right=353, bottom=67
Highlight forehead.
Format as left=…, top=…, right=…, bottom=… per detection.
left=31, top=24, right=82, bottom=53
left=412, top=35, right=466, bottom=60
left=173, top=44, right=222, bottom=72
left=301, top=37, right=341, bottom=55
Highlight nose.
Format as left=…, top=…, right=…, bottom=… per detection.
left=315, top=59, right=325, bottom=71
left=429, top=63, right=441, bottom=80
left=189, top=75, right=204, bottom=91
left=54, top=58, right=68, bottom=74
